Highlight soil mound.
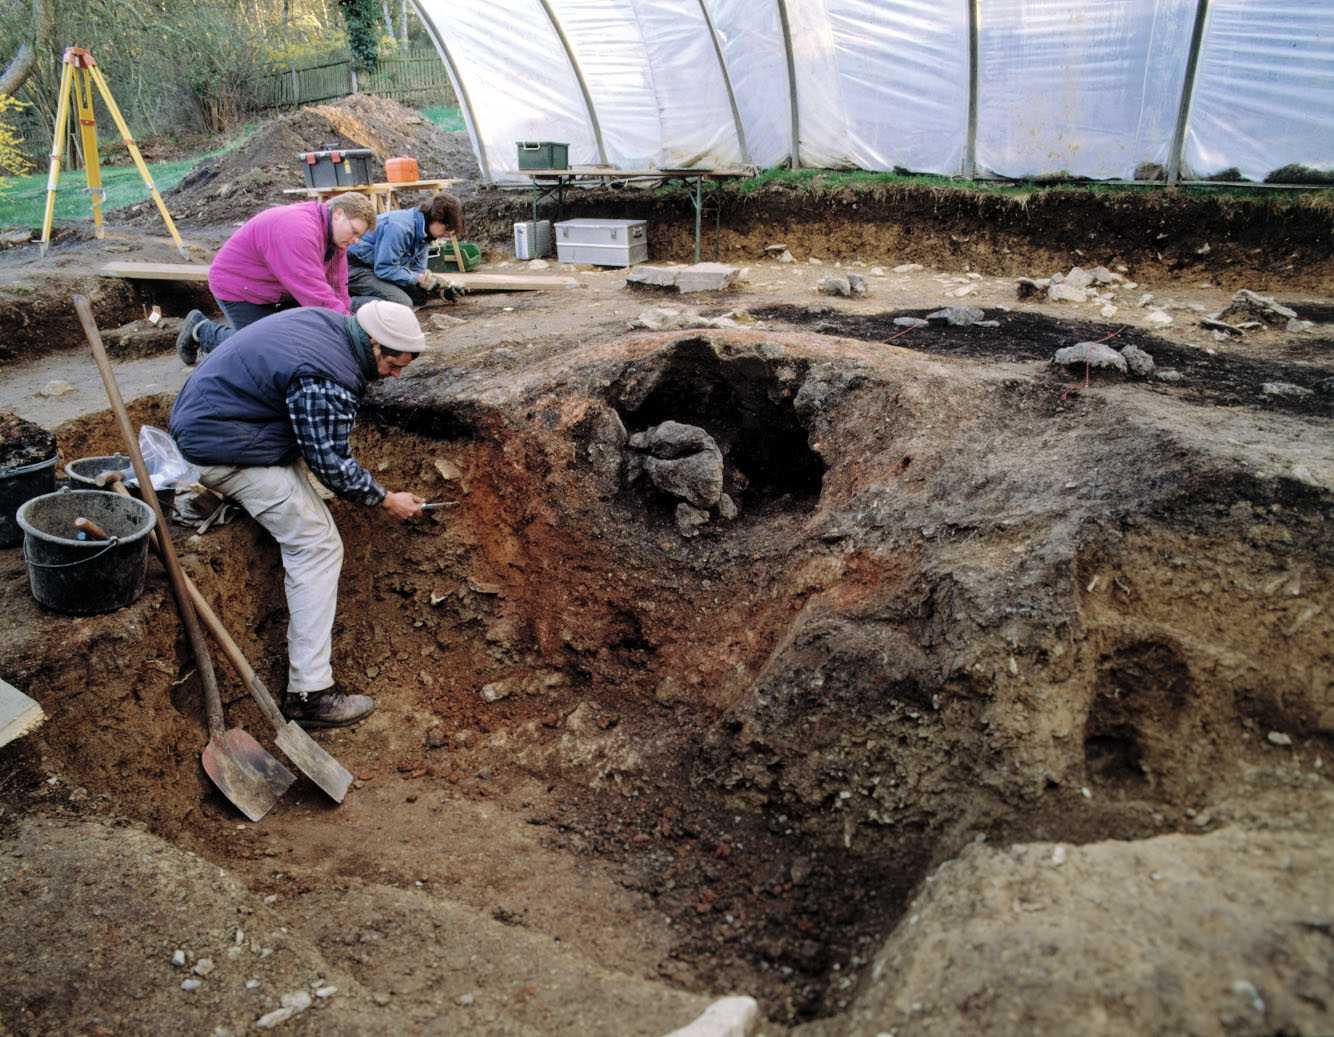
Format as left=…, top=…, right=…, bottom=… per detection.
left=118, top=94, right=480, bottom=226
left=0, top=411, right=57, bottom=469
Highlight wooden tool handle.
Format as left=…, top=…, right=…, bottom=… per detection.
left=104, top=478, right=288, bottom=730
left=74, top=293, right=225, bottom=738
left=74, top=516, right=112, bottom=540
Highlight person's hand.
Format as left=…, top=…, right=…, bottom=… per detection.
left=438, top=281, right=467, bottom=302
left=381, top=491, right=424, bottom=520
left=417, top=270, right=436, bottom=288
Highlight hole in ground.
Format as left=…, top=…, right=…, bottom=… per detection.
left=8, top=336, right=1329, bottom=1030
left=611, top=337, right=826, bottom=509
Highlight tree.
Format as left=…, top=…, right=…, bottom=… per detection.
left=1, top=0, right=54, bottom=98
left=337, top=0, right=380, bottom=72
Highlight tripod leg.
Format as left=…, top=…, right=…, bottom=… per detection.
left=39, top=61, right=75, bottom=258
left=89, top=66, right=188, bottom=258
left=74, top=67, right=105, bottom=239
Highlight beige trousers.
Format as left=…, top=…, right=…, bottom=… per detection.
left=198, top=460, right=343, bottom=694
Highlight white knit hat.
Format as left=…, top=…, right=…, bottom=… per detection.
left=355, top=300, right=427, bottom=353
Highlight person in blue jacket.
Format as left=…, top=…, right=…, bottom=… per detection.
left=347, top=192, right=464, bottom=309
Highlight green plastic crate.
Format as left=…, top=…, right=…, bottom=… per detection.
left=428, top=241, right=482, bottom=273
left=517, top=141, right=569, bottom=171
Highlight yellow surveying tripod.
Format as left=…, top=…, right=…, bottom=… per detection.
left=39, top=46, right=187, bottom=258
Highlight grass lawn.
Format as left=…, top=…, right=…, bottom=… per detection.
left=0, top=153, right=224, bottom=230
left=421, top=105, right=464, bottom=133
left=0, top=105, right=465, bottom=229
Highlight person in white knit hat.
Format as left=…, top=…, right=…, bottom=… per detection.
left=170, top=300, right=429, bottom=727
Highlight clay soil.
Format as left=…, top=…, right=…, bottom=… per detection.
left=1, top=103, right=1332, bottom=1035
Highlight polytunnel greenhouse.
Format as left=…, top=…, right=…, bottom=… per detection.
left=413, top=0, right=1334, bottom=184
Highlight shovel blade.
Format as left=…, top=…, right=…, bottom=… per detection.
left=274, top=721, right=354, bottom=803
left=203, top=729, right=297, bottom=822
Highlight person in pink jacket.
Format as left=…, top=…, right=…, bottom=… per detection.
left=176, top=193, right=378, bottom=365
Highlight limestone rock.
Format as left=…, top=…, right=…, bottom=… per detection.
left=1146, top=308, right=1173, bottom=325
left=1048, top=283, right=1090, bottom=303
left=675, top=263, right=741, bottom=294
left=894, top=317, right=930, bottom=328
left=1053, top=342, right=1128, bottom=373
left=847, top=273, right=868, bottom=297
left=645, top=452, right=724, bottom=509
left=626, top=263, right=740, bottom=294
left=817, top=275, right=852, bottom=297
left=38, top=380, right=76, bottom=398
left=1120, top=344, right=1155, bottom=377
left=893, top=263, right=924, bottom=273
left=675, top=502, right=710, bottom=538
left=925, top=306, right=986, bottom=327
left=1218, top=289, right=1298, bottom=326
left=1063, top=267, right=1095, bottom=291
left=1262, top=382, right=1313, bottom=399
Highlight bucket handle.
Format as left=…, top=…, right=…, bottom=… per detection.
left=21, top=536, right=121, bottom=568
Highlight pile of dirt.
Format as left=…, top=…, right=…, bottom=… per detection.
left=117, top=94, right=480, bottom=226
left=0, top=411, right=56, bottom=469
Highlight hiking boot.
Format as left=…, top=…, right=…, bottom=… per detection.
left=284, top=685, right=376, bottom=728
left=176, top=309, right=207, bottom=366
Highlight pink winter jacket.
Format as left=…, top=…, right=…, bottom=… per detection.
left=206, top=201, right=351, bottom=313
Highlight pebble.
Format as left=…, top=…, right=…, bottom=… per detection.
left=182, top=978, right=203, bottom=992
left=171, top=950, right=187, bottom=967
left=315, top=985, right=338, bottom=999
left=281, top=991, right=313, bottom=1011
left=1051, top=845, right=1067, bottom=866
left=246, top=979, right=261, bottom=990
left=372, top=992, right=392, bottom=1006
left=37, top=380, right=77, bottom=398
left=255, top=1007, right=297, bottom=1029
left=893, top=263, right=923, bottom=273
left=456, top=993, right=476, bottom=1006
left=193, top=958, right=215, bottom=976
left=1267, top=731, right=1293, bottom=746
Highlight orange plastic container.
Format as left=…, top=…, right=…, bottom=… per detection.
left=384, top=156, right=420, bottom=183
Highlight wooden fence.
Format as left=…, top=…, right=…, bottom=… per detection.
left=255, top=47, right=454, bottom=109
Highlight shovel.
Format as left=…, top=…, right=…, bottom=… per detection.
left=75, top=294, right=294, bottom=822
left=100, top=476, right=353, bottom=804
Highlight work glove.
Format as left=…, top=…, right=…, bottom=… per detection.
left=435, top=280, right=467, bottom=302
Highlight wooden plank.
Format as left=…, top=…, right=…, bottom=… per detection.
left=442, top=273, right=578, bottom=292
left=100, top=261, right=209, bottom=282
left=99, top=264, right=576, bottom=292
left=0, top=678, right=45, bottom=750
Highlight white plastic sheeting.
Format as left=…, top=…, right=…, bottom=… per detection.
left=414, top=0, right=1334, bottom=184
left=976, top=0, right=1196, bottom=180
left=1184, top=0, right=1334, bottom=181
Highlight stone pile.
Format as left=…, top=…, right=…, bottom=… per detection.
left=625, top=421, right=741, bottom=537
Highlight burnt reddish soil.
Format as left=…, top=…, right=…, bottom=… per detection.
left=3, top=323, right=1329, bottom=1030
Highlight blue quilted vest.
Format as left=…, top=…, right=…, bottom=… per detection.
left=170, top=307, right=371, bottom=467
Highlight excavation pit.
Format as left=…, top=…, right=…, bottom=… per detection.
left=3, top=318, right=1330, bottom=1033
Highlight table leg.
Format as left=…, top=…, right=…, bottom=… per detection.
left=713, top=182, right=723, bottom=260
left=693, top=177, right=703, bottom=264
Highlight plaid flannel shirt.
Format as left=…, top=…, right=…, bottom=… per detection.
left=286, top=375, right=385, bottom=506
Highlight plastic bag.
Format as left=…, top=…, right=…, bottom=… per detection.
left=121, top=426, right=201, bottom=491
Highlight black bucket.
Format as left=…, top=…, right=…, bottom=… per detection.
left=16, top=489, right=156, bottom=614
left=0, top=453, right=59, bottom=549
left=65, top=454, right=176, bottom=516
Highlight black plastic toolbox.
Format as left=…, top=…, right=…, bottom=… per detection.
left=298, top=148, right=375, bottom=188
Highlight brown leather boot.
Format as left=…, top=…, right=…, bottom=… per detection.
left=284, top=685, right=376, bottom=728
